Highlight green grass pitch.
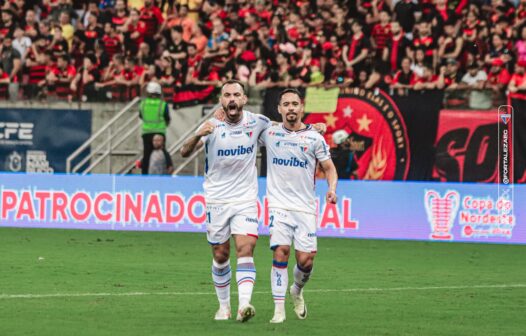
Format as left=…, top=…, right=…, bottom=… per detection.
left=0, top=227, right=525, bottom=336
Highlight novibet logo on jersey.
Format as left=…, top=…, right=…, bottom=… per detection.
left=272, top=157, right=308, bottom=168
left=217, top=145, right=254, bottom=156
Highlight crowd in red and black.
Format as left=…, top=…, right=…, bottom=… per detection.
left=1, top=0, right=526, bottom=106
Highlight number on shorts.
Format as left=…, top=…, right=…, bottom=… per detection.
left=269, top=215, right=274, bottom=228
left=206, top=211, right=211, bottom=224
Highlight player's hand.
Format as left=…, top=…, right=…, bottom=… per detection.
left=326, top=190, right=337, bottom=204
left=313, top=123, right=327, bottom=135
left=196, top=121, right=215, bottom=137
left=213, top=107, right=226, bottom=121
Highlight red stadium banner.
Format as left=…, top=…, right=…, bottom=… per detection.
left=304, top=88, right=410, bottom=180
left=433, top=109, right=509, bottom=183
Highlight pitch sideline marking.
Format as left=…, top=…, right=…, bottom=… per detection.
left=0, top=284, right=525, bottom=300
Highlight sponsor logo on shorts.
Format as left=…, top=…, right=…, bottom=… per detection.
left=245, top=217, right=258, bottom=224
left=307, top=232, right=317, bottom=237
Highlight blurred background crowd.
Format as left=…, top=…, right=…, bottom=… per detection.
left=1, top=0, right=526, bottom=109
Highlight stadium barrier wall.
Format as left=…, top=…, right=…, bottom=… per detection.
left=0, top=108, right=92, bottom=173
left=0, top=173, right=524, bottom=244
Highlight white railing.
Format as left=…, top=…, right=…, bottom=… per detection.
left=66, top=97, right=141, bottom=174
left=117, top=103, right=221, bottom=175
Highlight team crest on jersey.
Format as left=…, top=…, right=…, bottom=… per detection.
left=246, top=131, right=253, bottom=138
left=301, top=145, right=309, bottom=152
left=276, top=141, right=281, bottom=147
left=221, top=132, right=226, bottom=138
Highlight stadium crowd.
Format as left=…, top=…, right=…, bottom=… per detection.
left=1, top=0, right=526, bottom=108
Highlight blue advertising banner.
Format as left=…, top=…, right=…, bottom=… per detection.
left=0, top=108, right=91, bottom=173
left=0, top=173, right=524, bottom=244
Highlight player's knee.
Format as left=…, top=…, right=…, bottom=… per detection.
left=236, top=244, right=254, bottom=257
left=213, top=253, right=229, bottom=264
left=273, top=246, right=290, bottom=262
left=298, top=255, right=314, bottom=271
left=212, top=248, right=229, bottom=264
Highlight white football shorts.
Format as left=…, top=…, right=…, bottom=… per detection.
left=206, top=201, right=259, bottom=245
left=268, top=207, right=317, bottom=253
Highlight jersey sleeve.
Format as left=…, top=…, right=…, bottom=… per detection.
left=257, top=114, right=272, bottom=130
left=314, top=134, right=331, bottom=162
left=258, top=128, right=268, bottom=147
left=256, top=115, right=272, bottom=146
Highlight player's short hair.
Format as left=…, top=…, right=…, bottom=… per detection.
left=221, top=79, right=246, bottom=94
left=278, top=88, right=303, bottom=103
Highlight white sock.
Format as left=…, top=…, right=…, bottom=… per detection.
left=212, top=259, right=231, bottom=308
left=236, top=256, right=256, bottom=308
left=291, top=263, right=312, bottom=295
left=271, top=259, right=288, bottom=309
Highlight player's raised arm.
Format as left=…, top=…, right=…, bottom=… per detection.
left=320, top=159, right=338, bottom=204
left=180, top=120, right=215, bottom=157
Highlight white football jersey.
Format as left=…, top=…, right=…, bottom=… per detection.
left=260, top=124, right=331, bottom=214
left=201, top=111, right=271, bottom=203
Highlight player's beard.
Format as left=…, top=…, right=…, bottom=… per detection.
left=223, top=101, right=243, bottom=123
left=285, top=112, right=299, bottom=124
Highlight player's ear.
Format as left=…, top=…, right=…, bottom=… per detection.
left=242, top=94, right=248, bottom=105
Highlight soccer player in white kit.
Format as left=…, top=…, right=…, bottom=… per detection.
left=180, top=80, right=271, bottom=322
left=259, top=88, right=338, bottom=323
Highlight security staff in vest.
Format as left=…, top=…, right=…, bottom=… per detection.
left=140, top=82, right=171, bottom=175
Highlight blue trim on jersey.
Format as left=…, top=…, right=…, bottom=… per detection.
left=281, top=124, right=312, bottom=133
left=204, top=143, right=209, bottom=174
left=314, top=158, right=318, bottom=185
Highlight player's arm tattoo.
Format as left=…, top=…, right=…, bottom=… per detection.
left=180, top=135, right=204, bottom=157
left=181, top=121, right=214, bottom=157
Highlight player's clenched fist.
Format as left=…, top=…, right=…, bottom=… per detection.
left=196, top=121, right=216, bottom=137
left=326, top=190, right=337, bottom=204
